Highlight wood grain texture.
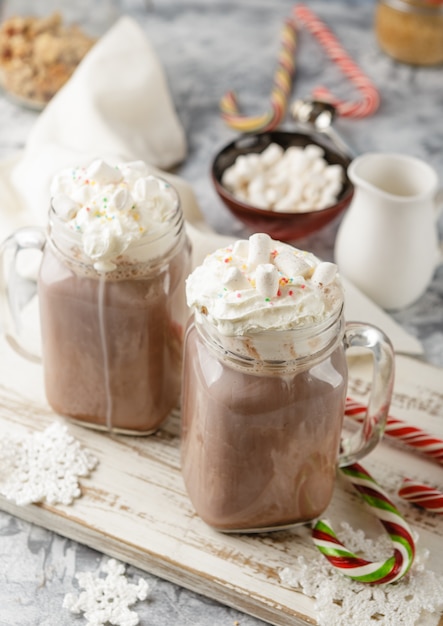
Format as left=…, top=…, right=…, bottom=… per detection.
left=1, top=336, right=442, bottom=626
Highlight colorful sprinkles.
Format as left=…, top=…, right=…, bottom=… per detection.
left=186, top=234, right=343, bottom=341
left=212, top=238, right=337, bottom=305
left=51, top=159, right=179, bottom=273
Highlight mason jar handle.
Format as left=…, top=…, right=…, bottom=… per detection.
left=0, top=227, right=46, bottom=363
left=338, top=322, right=395, bottom=467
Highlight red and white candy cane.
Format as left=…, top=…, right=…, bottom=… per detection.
left=219, top=16, right=297, bottom=133
left=293, top=4, right=380, bottom=118
left=313, top=463, right=415, bottom=584
left=345, top=397, right=443, bottom=465
left=398, top=479, right=443, bottom=513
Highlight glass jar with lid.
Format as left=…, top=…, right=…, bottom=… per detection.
left=375, top=0, right=443, bottom=65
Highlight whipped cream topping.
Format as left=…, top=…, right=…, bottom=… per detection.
left=186, top=233, right=344, bottom=337
left=50, top=159, right=179, bottom=272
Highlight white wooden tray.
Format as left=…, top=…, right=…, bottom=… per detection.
left=0, top=334, right=442, bottom=626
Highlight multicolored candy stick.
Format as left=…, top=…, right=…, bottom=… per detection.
left=312, top=463, right=415, bottom=584
left=219, top=16, right=297, bottom=133
left=345, top=397, right=443, bottom=466
left=398, top=479, right=443, bottom=513
left=294, top=4, right=380, bottom=118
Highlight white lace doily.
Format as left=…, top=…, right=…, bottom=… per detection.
left=280, top=523, right=443, bottom=626
left=0, top=421, right=98, bottom=505
left=63, top=558, right=149, bottom=626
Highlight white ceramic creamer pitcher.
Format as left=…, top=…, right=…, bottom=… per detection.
left=335, top=153, right=442, bottom=310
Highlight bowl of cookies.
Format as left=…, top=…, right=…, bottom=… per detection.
left=211, top=131, right=354, bottom=242
left=0, top=12, right=95, bottom=109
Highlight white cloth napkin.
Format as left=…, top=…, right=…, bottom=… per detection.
left=0, top=16, right=422, bottom=356
left=0, top=16, right=194, bottom=229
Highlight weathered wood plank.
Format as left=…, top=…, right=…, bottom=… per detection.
left=0, top=336, right=442, bottom=625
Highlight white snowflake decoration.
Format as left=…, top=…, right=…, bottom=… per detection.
left=0, top=421, right=98, bottom=505
left=280, top=523, right=443, bottom=626
left=63, top=559, right=149, bottom=626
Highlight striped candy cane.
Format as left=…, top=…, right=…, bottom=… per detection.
left=398, top=479, right=443, bottom=513
left=313, top=463, right=415, bottom=584
left=345, top=397, right=443, bottom=465
left=219, top=16, right=297, bottom=133
left=294, top=4, right=380, bottom=118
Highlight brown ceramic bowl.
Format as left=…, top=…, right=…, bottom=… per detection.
left=211, top=131, right=354, bottom=242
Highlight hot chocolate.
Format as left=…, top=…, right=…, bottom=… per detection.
left=37, top=159, right=191, bottom=433
left=39, top=238, right=188, bottom=433
left=181, top=233, right=394, bottom=531
left=181, top=320, right=347, bottom=531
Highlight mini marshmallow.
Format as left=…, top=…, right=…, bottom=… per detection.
left=247, top=192, right=268, bottom=209
left=304, top=144, right=325, bottom=161
left=248, top=233, right=272, bottom=267
left=87, top=159, right=123, bottom=184
left=221, top=166, right=240, bottom=189
left=325, top=164, right=344, bottom=182
left=223, top=267, right=250, bottom=291
left=273, top=175, right=314, bottom=210
left=255, top=263, right=280, bottom=298
left=71, top=184, right=95, bottom=206
left=133, top=177, right=161, bottom=202
left=283, top=148, right=307, bottom=174
left=234, top=188, right=249, bottom=202
left=323, top=179, right=343, bottom=197
left=234, top=155, right=258, bottom=180
left=274, top=251, right=312, bottom=278
left=244, top=153, right=262, bottom=171
left=318, top=190, right=337, bottom=208
left=260, top=143, right=284, bottom=167
left=83, top=230, right=125, bottom=272
left=303, top=184, right=321, bottom=203
left=311, top=262, right=338, bottom=287
left=309, top=158, right=327, bottom=175
left=297, top=201, right=314, bottom=211
left=52, top=194, right=78, bottom=221
left=120, top=160, right=149, bottom=176
left=112, top=188, right=132, bottom=211
left=265, top=186, right=284, bottom=205
left=284, top=146, right=304, bottom=160
left=274, top=194, right=297, bottom=212
left=268, top=168, right=291, bottom=190
left=287, top=180, right=304, bottom=201
left=247, top=175, right=267, bottom=197
left=233, top=239, right=249, bottom=258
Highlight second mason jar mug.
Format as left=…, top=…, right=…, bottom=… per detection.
left=181, top=234, right=395, bottom=532
left=0, top=160, right=192, bottom=434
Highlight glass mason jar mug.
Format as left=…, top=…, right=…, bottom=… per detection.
left=0, top=174, right=191, bottom=434
left=181, top=305, right=395, bottom=532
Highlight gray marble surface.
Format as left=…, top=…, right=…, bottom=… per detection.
left=0, top=1, right=442, bottom=625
